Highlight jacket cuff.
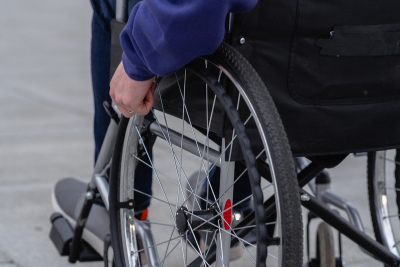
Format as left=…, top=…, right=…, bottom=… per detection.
left=122, top=53, right=155, bottom=81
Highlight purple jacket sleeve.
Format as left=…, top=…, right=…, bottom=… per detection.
left=120, top=0, right=258, bottom=81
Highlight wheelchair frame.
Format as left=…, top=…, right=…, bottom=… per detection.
left=63, top=0, right=400, bottom=266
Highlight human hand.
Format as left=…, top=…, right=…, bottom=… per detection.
left=110, top=62, right=156, bottom=118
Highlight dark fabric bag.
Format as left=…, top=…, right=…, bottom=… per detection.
left=229, top=0, right=400, bottom=156
left=155, top=0, right=400, bottom=158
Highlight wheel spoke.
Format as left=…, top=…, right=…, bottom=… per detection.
left=217, top=220, right=226, bottom=266
left=133, top=188, right=176, bottom=207
left=384, top=187, right=400, bottom=192
left=232, top=221, right=277, bottom=231
left=146, top=221, right=176, bottom=228
left=131, top=153, right=213, bottom=206
left=191, top=93, right=217, bottom=213
left=175, top=71, right=220, bottom=212
left=152, top=114, right=204, bottom=210
left=380, top=156, right=400, bottom=166
left=156, top=86, right=188, bottom=209
left=215, top=148, right=267, bottom=204
left=131, top=235, right=182, bottom=256
left=186, top=238, right=212, bottom=267
left=383, top=213, right=400, bottom=219
left=161, top=227, right=176, bottom=267
left=158, top=240, right=181, bottom=267
left=135, top=126, right=177, bottom=226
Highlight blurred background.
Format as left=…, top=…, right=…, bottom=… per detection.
left=0, top=1, right=389, bottom=267
left=0, top=0, right=100, bottom=266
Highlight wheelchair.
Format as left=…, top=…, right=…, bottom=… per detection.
left=49, top=0, right=400, bottom=266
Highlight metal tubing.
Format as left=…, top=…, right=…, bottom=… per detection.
left=300, top=189, right=400, bottom=267
left=91, top=120, right=118, bottom=188
left=149, top=122, right=221, bottom=166
left=298, top=162, right=325, bottom=187
left=69, top=187, right=96, bottom=263
left=134, top=220, right=160, bottom=267
left=116, top=0, right=128, bottom=22
left=321, top=190, right=364, bottom=232
left=94, top=175, right=110, bottom=211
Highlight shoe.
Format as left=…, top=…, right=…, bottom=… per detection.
left=52, top=177, right=110, bottom=257
left=52, top=177, right=150, bottom=263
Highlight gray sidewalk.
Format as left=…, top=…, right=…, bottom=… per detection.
left=0, top=0, right=388, bottom=266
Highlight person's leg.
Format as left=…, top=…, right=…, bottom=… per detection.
left=90, top=0, right=115, bottom=162
left=90, top=0, right=152, bottom=214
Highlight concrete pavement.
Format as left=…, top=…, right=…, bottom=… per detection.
left=0, top=0, right=390, bottom=266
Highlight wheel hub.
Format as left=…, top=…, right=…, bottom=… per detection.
left=175, top=206, right=219, bottom=234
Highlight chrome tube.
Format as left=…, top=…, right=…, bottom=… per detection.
left=135, top=220, right=160, bottom=267
left=91, top=120, right=118, bottom=188
left=94, top=175, right=110, bottom=211
left=116, top=0, right=128, bottom=22
left=321, top=189, right=364, bottom=232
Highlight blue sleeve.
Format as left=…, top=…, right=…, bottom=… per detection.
left=120, top=0, right=258, bottom=81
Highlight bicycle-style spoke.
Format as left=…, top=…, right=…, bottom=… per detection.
left=174, top=70, right=220, bottom=212
left=383, top=213, right=400, bottom=219
left=133, top=188, right=176, bottom=207
left=159, top=240, right=181, bottom=267
left=156, top=85, right=188, bottom=209
left=186, top=239, right=212, bottom=267
left=135, top=126, right=177, bottom=226
left=232, top=221, right=277, bottom=231
left=217, top=220, right=226, bottom=266
left=215, top=148, right=267, bottom=205
left=385, top=187, right=400, bottom=192
left=131, top=154, right=213, bottom=206
left=151, top=114, right=204, bottom=210
left=146, top=221, right=175, bottom=228
left=131, top=235, right=182, bottom=256
left=380, top=156, right=400, bottom=166
left=161, top=227, right=176, bottom=267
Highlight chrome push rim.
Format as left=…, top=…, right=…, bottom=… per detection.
left=373, top=150, right=400, bottom=257
left=118, top=60, right=284, bottom=267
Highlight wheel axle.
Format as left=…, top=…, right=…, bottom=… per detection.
left=176, top=206, right=219, bottom=234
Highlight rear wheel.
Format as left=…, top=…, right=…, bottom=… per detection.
left=368, top=150, right=400, bottom=259
left=110, top=43, right=302, bottom=267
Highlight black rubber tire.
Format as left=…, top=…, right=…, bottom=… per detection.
left=207, top=43, right=303, bottom=267
left=316, top=222, right=335, bottom=267
left=110, top=42, right=303, bottom=267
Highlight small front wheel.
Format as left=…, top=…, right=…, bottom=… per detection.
left=316, top=222, right=335, bottom=267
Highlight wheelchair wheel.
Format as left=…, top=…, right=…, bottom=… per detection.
left=368, top=150, right=400, bottom=258
left=316, top=222, right=335, bottom=267
left=109, top=43, right=302, bottom=267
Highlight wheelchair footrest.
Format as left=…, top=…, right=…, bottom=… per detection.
left=49, top=213, right=102, bottom=262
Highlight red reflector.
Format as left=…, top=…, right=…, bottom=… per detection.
left=223, top=199, right=232, bottom=230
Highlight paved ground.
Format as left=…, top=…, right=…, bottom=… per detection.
left=0, top=0, right=391, bottom=266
